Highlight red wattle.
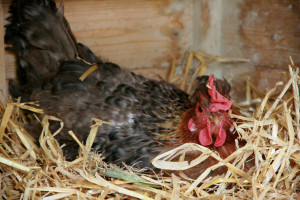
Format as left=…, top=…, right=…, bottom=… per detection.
left=199, top=120, right=212, bottom=146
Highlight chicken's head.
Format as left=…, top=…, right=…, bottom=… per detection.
left=184, top=75, right=235, bottom=147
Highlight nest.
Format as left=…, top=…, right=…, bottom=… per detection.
left=0, top=52, right=299, bottom=199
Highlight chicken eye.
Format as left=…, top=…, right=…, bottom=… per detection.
left=198, top=107, right=202, bottom=112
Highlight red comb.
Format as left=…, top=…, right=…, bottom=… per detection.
left=207, top=75, right=233, bottom=112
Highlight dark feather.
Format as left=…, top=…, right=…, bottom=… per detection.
left=6, top=0, right=253, bottom=177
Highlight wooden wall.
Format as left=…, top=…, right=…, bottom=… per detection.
left=0, top=2, right=5, bottom=101
left=197, top=0, right=300, bottom=100
left=2, top=0, right=196, bottom=81
left=221, top=0, right=300, bottom=99
left=1, top=0, right=300, bottom=100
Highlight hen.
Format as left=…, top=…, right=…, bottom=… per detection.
left=5, top=0, right=250, bottom=177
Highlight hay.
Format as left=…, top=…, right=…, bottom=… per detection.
left=0, top=54, right=299, bottom=199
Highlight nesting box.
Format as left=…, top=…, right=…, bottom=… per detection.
left=0, top=1, right=299, bottom=199
left=1, top=0, right=300, bottom=99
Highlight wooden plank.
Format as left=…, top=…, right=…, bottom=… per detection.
left=220, top=0, right=300, bottom=98
left=222, top=0, right=300, bottom=68
left=192, top=0, right=201, bottom=52
left=132, top=67, right=169, bottom=81
left=195, top=0, right=225, bottom=77
left=0, top=0, right=7, bottom=100
left=197, top=0, right=223, bottom=55
left=3, top=0, right=194, bottom=81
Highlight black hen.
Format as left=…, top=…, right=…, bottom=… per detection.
left=5, top=0, right=248, bottom=176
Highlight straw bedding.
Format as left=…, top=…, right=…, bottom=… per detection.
left=0, top=52, right=299, bottom=199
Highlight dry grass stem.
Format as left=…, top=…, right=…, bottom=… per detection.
left=0, top=54, right=299, bottom=199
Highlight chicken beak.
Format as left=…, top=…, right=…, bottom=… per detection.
left=213, top=118, right=227, bottom=147
left=198, top=115, right=227, bottom=147
left=199, top=119, right=213, bottom=146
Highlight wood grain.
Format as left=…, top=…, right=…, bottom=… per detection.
left=221, top=0, right=300, bottom=97
left=0, top=2, right=7, bottom=99
left=3, top=0, right=194, bottom=80
left=222, top=0, right=300, bottom=68
left=2, top=0, right=300, bottom=101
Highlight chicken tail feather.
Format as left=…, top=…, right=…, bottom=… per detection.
left=5, top=0, right=98, bottom=100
